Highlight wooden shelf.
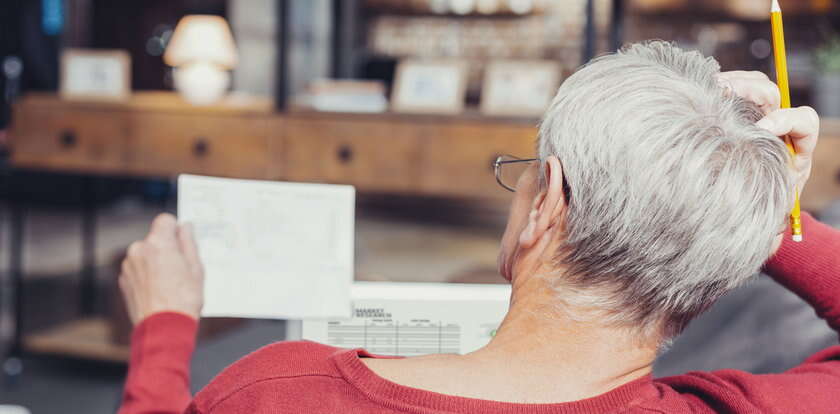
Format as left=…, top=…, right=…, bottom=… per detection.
left=362, top=9, right=542, bottom=18
left=286, top=106, right=540, bottom=125
left=22, top=92, right=275, bottom=117
left=10, top=93, right=539, bottom=200
left=23, top=317, right=130, bottom=363
left=360, top=1, right=547, bottom=18
left=21, top=316, right=245, bottom=363
left=630, top=7, right=840, bottom=23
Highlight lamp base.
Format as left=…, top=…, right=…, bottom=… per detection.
left=173, top=62, right=230, bottom=106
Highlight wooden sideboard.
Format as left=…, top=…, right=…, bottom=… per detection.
left=10, top=92, right=536, bottom=200
left=9, top=92, right=840, bottom=211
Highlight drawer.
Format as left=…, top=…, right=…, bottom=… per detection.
left=10, top=108, right=129, bottom=172
left=281, top=119, right=421, bottom=192
left=419, top=123, right=537, bottom=198
left=803, top=134, right=840, bottom=213
left=127, top=113, right=271, bottom=179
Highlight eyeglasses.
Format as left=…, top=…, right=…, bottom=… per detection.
left=493, top=155, right=539, bottom=192
left=494, top=155, right=572, bottom=200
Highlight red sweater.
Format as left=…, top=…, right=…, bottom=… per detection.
left=118, top=213, right=840, bottom=414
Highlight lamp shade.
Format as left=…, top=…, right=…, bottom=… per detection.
left=164, top=15, right=238, bottom=68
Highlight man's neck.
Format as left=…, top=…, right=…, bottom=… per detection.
left=463, top=272, right=659, bottom=402
left=361, top=267, right=659, bottom=404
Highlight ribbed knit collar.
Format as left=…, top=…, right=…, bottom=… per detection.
left=330, top=347, right=660, bottom=413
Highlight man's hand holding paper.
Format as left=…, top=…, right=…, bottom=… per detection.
left=120, top=176, right=355, bottom=325
left=119, top=213, right=204, bottom=325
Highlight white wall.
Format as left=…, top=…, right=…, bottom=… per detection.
left=228, top=0, right=334, bottom=99
left=228, top=0, right=277, bottom=96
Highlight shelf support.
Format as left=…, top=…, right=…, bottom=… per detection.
left=611, top=0, right=625, bottom=51
left=583, top=0, right=596, bottom=63
left=275, top=0, right=291, bottom=111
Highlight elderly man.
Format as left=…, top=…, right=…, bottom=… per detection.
left=117, top=41, right=839, bottom=413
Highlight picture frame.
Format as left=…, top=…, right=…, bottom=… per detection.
left=60, top=49, right=131, bottom=101
left=480, top=60, right=560, bottom=117
left=391, top=60, right=468, bottom=114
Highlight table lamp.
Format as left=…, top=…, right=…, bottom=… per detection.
left=164, top=15, right=238, bottom=105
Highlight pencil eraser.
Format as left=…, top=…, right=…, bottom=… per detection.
left=792, top=234, right=803, bottom=242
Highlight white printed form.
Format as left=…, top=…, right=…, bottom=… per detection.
left=177, top=174, right=355, bottom=319
left=303, top=282, right=512, bottom=356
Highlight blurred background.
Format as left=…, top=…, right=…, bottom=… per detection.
left=1, top=0, right=840, bottom=412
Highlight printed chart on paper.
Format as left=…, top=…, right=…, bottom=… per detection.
left=303, top=282, right=511, bottom=356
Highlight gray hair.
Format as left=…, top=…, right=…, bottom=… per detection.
left=538, top=41, right=793, bottom=339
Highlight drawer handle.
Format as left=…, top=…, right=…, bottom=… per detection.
left=59, top=130, right=77, bottom=149
left=337, top=145, right=353, bottom=164
left=193, top=138, right=210, bottom=157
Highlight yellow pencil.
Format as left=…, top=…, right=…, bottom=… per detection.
left=771, top=0, right=803, bottom=242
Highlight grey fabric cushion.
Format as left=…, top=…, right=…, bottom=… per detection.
left=655, top=276, right=837, bottom=376
left=821, top=200, right=840, bottom=229
left=655, top=204, right=840, bottom=377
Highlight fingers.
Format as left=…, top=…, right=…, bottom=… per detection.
left=127, top=240, right=145, bottom=256
left=118, top=274, right=135, bottom=323
left=177, top=222, right=204, bottom=278
left=756, top=106, right=820, bottom=156
left=719, top=70, right=769, bottom=80
left=717, top=71, right=780, bottom=114
left=146, top=213, right=178, bottom=246
left=121, top=215, right=205, bottom=325
left=121, top=253, right=136, bottom=280
left=123, top=241, right=145, bottom=288
left=125, top=240, right=146, bottom=272
left=120, top=246, right=142, bottom=324
left=743, top=80, right=780, bottom=114
left=717, top=71, right=769, bottom=93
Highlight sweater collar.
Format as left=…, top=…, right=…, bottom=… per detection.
left=330, top=347, right=660, bottom=414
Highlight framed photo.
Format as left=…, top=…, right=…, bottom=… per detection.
left=391, top=60, right=467, bottom=114
left=60, top=49, right=131, bottom=101
left=480, top=60, right=560, bottom=117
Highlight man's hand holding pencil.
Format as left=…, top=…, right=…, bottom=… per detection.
left=718, top=70, right=820, bottom=232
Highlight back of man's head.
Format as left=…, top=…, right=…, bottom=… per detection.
left=539, top=41, right=793, bottom=339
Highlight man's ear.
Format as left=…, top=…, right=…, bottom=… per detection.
left=519, top=156, right=567, bottom=249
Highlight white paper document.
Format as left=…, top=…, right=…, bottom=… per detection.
left=303, top=282, right=512, bottom=356
left=177, top=174, right=355, bottom=319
